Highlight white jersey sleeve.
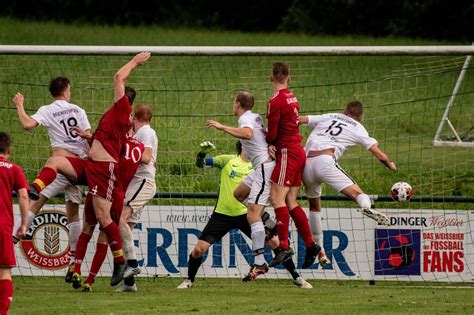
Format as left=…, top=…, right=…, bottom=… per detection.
left=31, top=106, right=50, bottom=127
left=133, top=125, right=158, bottom=180
left=238, top=111, right=270, bottom=168
left=78, top=108, right=91, bottom=131
left=356, top=124, right=378, bottom=150
left=238, top=113, right=255, bottom=129
left=307, top=114, right=331, bottom=128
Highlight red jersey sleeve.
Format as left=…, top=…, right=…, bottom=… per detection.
left=266, top=99, right=281, bottom=144
left=13, top=164, right=28, bottom=192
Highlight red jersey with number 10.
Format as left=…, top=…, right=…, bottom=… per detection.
left=0, top=157, right=28, bottom=235
left=93, top=95, right=132, bottom=161
left=266, top=88, right=303, bottom=149
left=115, top=137, right=145, bottom=194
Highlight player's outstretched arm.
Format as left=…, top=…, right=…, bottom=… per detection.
left=195, top=141, right=216, bottom=168
left=207, top=120, right=252, bottom=140
left=16, top=188, right=29, bottom=238
left=12, top=93, right=39, bottom=130
left=298, top=115, right=309, bottom=124
left=114, top=52, right=151, bottom=103
left=369, top=144, right=397, bottom=170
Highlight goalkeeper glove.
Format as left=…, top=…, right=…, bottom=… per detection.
left=198, top=141, right=216, bottom=154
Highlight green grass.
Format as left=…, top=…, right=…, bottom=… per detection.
left=10, top=276, right=474, bottom=314
left=0, top=18, right=473, bottom=210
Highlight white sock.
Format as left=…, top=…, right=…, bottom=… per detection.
left=356, top=194, right=371, bottom=209
left=250, top=221, right=265, bottom=265
left=120, top=223, right=136, bottom=261
left=68, top=221, right=81, bottom=263
left=309, top=211, right=323, bottom=248
left=13, top=211, right=36, bottom=239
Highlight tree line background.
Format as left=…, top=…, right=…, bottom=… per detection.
left=2, top=0, right=473, bottom=41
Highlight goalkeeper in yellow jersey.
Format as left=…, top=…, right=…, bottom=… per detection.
left=177, top=141, right=311, bottom=289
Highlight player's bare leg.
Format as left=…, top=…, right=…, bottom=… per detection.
left=29, top=156, right=78, bottom=200
left=243, top=203, right=269, bottom=281
left=233, top=182, right=251, bottom=203
left=308, top=197, right=331, bottom=267
left=92, top=196, right=126, bottom=286
left=341, top=184, right=389, bottom=226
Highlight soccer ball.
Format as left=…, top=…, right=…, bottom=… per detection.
left=390, top=182, right=413, bottom=202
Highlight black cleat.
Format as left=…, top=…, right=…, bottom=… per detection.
left=65, top=264, right=74, bottom=283
left=71, top=272, right=82, bottom=289
left=110, top=262, right=127, bottom=286
left=269, top=247, right=294, bottom=267
left=28, top=184, right=40, bottom=201
left=302, top=243, right=322, bottom=269
left=242, top=263, right=269, bottom=282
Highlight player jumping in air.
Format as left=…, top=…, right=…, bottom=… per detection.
left=11, top=78, right=91, bottom=282
left=0, top=132, right=29, bottom=315
left=265, top=62, right=320, bottom=268
left=300, top=101, right=396, bottom=260
left=28, top=52, right=151, bottom=286
left=207, top=92, right=275, bottom=281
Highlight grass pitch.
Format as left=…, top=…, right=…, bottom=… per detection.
left=11, top=276, right=474, bottom=314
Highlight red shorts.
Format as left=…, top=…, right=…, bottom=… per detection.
left=271, top=145, right=306, bottom=187
left=65, top=157, right=88, bottom=186
left=0, top=232, right=16, bottom=267
left=84, top=191, right=124, bottom=226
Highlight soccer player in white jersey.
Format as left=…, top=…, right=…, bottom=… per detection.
left=11, top=77, right=91, bottom=282
left=116, top=104, right=158, bottom=292
left=300, top=101, right=396, bottom=263
left=207, top=91, right=276, bottom=281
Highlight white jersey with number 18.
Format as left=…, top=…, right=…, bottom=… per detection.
left=305, top=113, right=377, bottom=160
left=31, top=100, right=91, bottom=159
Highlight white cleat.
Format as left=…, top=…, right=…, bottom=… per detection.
left=319, top=254, right=331, bottom=268
left=123, top=266, right=141, bottom=279
left=293, top=277, right=313, bottom=289
left=115, top=283, right=138, bottom=292
left=360, top=207, right=389, bottom=226
left=177, top=279, right=194, bottom=289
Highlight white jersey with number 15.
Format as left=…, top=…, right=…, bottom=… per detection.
left=31, top=100, right=91, bottom=159
left=305, top=113, right=378, bottom=160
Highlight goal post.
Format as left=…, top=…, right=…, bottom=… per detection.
left=2, top=45, right=473, bottom=284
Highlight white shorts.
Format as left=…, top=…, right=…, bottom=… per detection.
left=41, top=174, right=83, bottom=204
left=241, top=161, right=275, bottom=206
left=303, top=155, right=356, bottom=198
left=125, top=177, right=156, bottom=223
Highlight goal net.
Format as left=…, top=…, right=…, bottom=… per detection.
left=1, top=46, right=473, bottom=284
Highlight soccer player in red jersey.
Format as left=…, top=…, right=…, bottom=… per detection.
left=28, top=52, right=151, bottom=286
left=77, top=136, right=145, bottom=292
left=0, top=132, right=29, bottom=315
left=266, top=62, right=321, bottom=268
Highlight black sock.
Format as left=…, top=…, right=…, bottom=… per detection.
left=127, top=259, right=138, bottom=268
left=124, top=276, right=135, bottom=286
left=188, top=254, right=203, bottom=282
left=273, top=249, right=299, bottom=280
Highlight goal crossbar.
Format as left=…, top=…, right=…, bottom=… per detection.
left=1, top=45, right=474, bottom=55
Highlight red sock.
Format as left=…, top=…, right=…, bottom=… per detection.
left=274, top=206, right=290, bottom=250
left=85, top=243, right=108, bottom=285
left=290, top=205, right=315, bottom=248
left=103, top=223, right=125, bottom=263
left=33, top=167, right=57, bottom=192
left=73, top=232, right=92, bottom=274
left=0, top=279, right=13, bottom=315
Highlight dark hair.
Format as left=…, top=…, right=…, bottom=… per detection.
left=49, top=77, right=70, bottom=97
left=0, top=132, right=12, bottom=154
left=235, top=91, right=254, bottom=110
left=345, top=100, right=364, bottom=119
left=235, top=141, right=242, bottom=155
left=272, top=62, right=290, bottom=83
left=125, top=86, right=136, bottom=105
